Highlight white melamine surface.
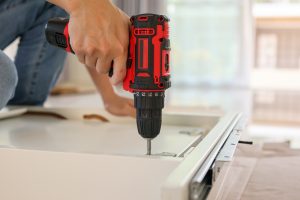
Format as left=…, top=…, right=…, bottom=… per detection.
left=0, top=148, right=180, bottom=200
left=0, top=115, right=202, bottom=157
left=0, top=112, right=199, bottom=200
left=0, top=108, right=236, bottom=200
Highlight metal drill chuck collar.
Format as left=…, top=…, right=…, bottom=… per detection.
left=134, top=91, right=165, bottom=139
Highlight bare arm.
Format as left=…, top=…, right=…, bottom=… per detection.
left=86, top=67, right=135, bottom=117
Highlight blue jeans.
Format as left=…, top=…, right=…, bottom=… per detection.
left=0, top=0, right=67, bottom=109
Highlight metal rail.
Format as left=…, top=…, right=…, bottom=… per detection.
left=189, top=113, right=244, bottom=200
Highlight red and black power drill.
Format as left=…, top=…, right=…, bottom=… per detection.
left=45, top=14, right=171, bottom=155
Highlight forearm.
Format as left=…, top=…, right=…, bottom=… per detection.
left=86, top=67, right=116, bottom=103
left=87, top=66, right=135, bottom=117
left=47, top=0, right=112, bottom=15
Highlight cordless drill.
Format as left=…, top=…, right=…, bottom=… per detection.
left=45, top=14, right=171, bottom=155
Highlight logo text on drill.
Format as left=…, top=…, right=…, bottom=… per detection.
left=134, top=28, right=155, bottom=36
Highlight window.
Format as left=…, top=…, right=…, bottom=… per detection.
left=167, top=0, right=252, bottom=87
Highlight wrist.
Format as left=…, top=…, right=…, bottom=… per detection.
left=48, top=0, right=82, bottom=14
left=54, top=0, right=113, bottom=15
left=101, top=90, right=117, bottom=105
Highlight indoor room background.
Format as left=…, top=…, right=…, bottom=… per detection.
left=4, top=0, right=300, bottom=145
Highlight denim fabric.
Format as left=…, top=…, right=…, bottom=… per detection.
left=0, top=51, right=17, bottom=109
left=0, top=0, right=67, bottom=108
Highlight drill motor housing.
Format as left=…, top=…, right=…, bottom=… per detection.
left=123, top=14, right=171, bottom=92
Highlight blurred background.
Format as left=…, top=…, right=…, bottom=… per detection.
left=4, top=0, right=300, bottom=146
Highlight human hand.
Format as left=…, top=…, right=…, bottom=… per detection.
left=56, top=0, right=130, bottom=85
left=104, top=95, right=136, bottom=118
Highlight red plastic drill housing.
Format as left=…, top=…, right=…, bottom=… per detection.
left=123, top=14, right=171, bottom=93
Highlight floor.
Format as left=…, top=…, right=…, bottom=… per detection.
left=46, top=87, right=300, bottom=148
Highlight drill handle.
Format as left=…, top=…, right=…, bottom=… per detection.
left=45, top=17, right=114, bottom=77
left=45, top=18, right=74, bottom=53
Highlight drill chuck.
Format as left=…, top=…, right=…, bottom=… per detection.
left=135, top=92, right=164, bottom=139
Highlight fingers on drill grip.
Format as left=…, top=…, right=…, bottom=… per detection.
left=110, top=55, right=127, bottom=85
left=85, top=55, right=98, bottom=68
left=45, top=18, right=127, bottom=81
left=94, top=57, right=111, bottom=74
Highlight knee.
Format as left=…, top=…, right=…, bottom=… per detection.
left=0, top=52, right=18, bottom=109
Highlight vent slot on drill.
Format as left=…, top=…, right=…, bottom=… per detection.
left=165, top=54, right=169, bottom=71
left=55, top=33, right=67, bottom=48
left=138, top=38, right=149, bottom=70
